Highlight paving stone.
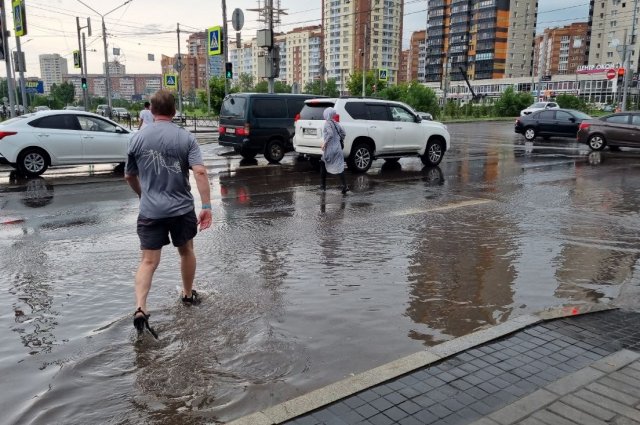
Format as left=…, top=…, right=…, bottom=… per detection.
left=576, top=390, right=640, bottom=421
left=383, top=406, right=409, bottom=422
left=440, top=413, right=467, bottom=425
left=478, top=382, right=500, bottom=394
left=398, top=375, right=420, bottom=387
left=411, top=395, right=437, bottom=409
left=560, top=394, right=616, bottom=421
left=488, top=389, right=556, bottom=425
left=344, top=396, right=368, bottom=409
left=586, top=382, right=640, bottom=406
left=597, top=377, right=640, bottom=402
left=398, top=386, right=421, bottom=399
left=469, top=400, right=495, bottom=416
left=466, top=418, right=500, bottom=425
left=466, top=386, right=490, bottom=400
left=397, top=400, right=421, bottom=416
left=398, top=415, right=423, bottom=425
left=313, top=409, right=350, bottom=425
left=369, top=397, right=394, bottom=412
left=368, top=412, right=395, bottom=425
left=532, top=409, right=580, bottom=425
left=382, top=392, right=407, bottom=406
left=464, top=374, right=487, bottom=386
left=289, top=415, right=318, bottom=425
left=450, top=368, right=468, bottom=378
left=457, top=406, right=483, bottom=421
left=355, top=403, right=379, bottom=419
left=429, top=403, right=454, bottom=418
left=372, top=385, right=394, bottom=397
left=413, top=409, right=439, bottom=424
left=545, top=366, right=604, bottom=395
left=358, top=391, right=379, bottom=403
left=612, top=417, right=640, bottom=425
left=547, top=401, right=608, bottom=425
left=441, top=397, right=465, bottom=412
left=518, top=417, right=548, bottom=425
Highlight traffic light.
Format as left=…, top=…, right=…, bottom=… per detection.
left=225, top=62, right=233, bottom=79
left=617, top=68, right=625, bottom=84
left=81, top=77, right=87, bottom=90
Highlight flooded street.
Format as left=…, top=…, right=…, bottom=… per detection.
left=1, top=122, right=640, bottom=424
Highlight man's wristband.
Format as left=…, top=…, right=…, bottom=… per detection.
left=202, top=204, right=211, bottom=210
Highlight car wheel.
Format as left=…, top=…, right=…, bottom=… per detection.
left=264, top=139, right=285, bottom=163
left=588, top=134, right=606, bottom=151
left=524, top=127, right=537, bottom=141
left=421, top=138, right=445, bottom=166
left=18, top=148, right=48, bottom=177
left=348, top=142, right=373, bottom=173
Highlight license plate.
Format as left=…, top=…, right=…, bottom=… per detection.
left=227, top=127, right=236, bottom=134
left=303, top=128, right=317, bottom=136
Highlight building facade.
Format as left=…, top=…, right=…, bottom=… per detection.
left=323, top=0, right=404, bottom=92
left=64, top=74, right=162, bottom=101
left=406, top=30, right=427, bottom=83
left=534, top=23, right=589, bottom=76
left=587, top=0, right=640, bottom=73
left=39, top=54, right=68, bottom=94
left=285, top=25, right=323, bottom=90
left=103, top=61, right=126, bottom=76
left=426, top=0, right=537, bottom=83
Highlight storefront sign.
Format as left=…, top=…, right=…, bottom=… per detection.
left=576, top=64, right=621, bottom=74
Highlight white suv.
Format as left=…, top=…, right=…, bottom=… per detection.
left=293, top=98, right=450, bottom=173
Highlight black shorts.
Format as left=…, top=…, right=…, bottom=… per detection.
left=137, top=210, right=197, bottom=250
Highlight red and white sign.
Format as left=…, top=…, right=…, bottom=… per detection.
left=607, top=69, right=617, bottom=80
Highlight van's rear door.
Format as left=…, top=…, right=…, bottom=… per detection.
left=219, top=95, right=248, bottom=144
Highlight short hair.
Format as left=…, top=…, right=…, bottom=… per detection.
left=144, top=101, right=150, bottom=108
left=150, top=90, right=175, bottom=116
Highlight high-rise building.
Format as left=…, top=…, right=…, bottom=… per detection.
left=587, top=0, right=640, bottom=71
left=323, top=0, right=404, bottom=92
left=285, top=25, right=323, bottom=90
left=187, top=31, right=224, bottom=82
left=426, top=0, right=537, bottom=82
left=505, top=0, right=537, bottom=78
left=103, top=61, right=126, bottom=76
left=398, top=50, right=410, bottom=83
left=534, top=23, right=589, bottom=76
left=39, top=54, right=68, bottom=94
left=407, top=30, right=427, bottom=83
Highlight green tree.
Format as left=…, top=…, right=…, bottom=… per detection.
left=253, top=80, right=291, bottom=93
left=403, top=82, right=440, bottom=118
left=378, top=83, right=406, bottom=101
left=303, top=78, right=339, bottom=97
left=50, top=82, right=76, bottom=106
left=198, top=76, right=228, bottom=113
left=493, top=87, right=533, bottom=117
left=346, top=70, right=387, bottom=97
left=235, top=73, right=254, bottom=92
left=556, top=94, right=588, bottom=112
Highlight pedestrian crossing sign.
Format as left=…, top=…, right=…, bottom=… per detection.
left=164, top=74, right=177, bottom=88
left=208, top=26, right=222, bottom=56
left=379, top=69, right=388, bottom=81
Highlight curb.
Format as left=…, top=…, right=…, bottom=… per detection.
left=227, top=304, right=615, bottom=425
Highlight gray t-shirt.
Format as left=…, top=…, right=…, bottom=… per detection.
left=126, top=121, right=203, bottom=219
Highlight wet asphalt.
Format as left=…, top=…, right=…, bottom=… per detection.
left=1, top=122, right=640, bottom=424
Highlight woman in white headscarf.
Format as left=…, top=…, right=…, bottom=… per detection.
left=321, top=107, right=349, bottom=194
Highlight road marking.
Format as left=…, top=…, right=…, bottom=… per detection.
left=393, top=199, right=493, bottom=216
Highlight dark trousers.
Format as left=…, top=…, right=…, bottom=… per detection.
left=320, top=162, right=347, bottom=189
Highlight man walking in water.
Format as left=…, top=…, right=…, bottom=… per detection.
left=125, top=89, right=212, bottom=338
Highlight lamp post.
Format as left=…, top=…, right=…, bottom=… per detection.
left=12, top=38, right=31, bottom=113
left=77, top=0, right=133, bottom=112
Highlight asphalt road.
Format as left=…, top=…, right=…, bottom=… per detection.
left=1, top=121, right=640, bottom=424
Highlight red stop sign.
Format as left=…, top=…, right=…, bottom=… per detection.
left=607, top=68, right=616, bottom=80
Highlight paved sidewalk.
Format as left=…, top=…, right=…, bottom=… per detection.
left=231, top=309, right=640, bottom=425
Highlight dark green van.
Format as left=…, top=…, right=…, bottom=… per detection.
left=218, top=93, right=320, bottom=163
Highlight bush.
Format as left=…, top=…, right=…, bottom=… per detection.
left=493, top=87, right=533, bottom=117
left=556, top=94, right=588, bottom=112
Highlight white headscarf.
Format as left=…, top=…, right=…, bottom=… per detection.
left=323, top=107, right=337, bottom=121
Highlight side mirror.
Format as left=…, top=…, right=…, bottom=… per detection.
left=415, top=115, right=422, bottom=123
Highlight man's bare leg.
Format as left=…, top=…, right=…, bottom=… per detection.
left=178, top=240, right=196, bottom=298
left=135, top=249, right=162, bottom=315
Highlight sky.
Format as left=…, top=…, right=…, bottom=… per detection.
left=0, top=0, right=591, bottom=79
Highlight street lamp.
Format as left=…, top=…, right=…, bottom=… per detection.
left=77, top=0, right=133, bottom=112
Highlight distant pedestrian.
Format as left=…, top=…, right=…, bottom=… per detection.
left=320, top=107, right=348, bottom=194
left=138, top=101, right=153, bottom=130
left=124, top=89, right=212, bottom=338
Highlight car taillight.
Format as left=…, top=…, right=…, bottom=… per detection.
left=219, top=125, right=226, bottom=135
left=0, top=131, right=17, bottom=140
left=294, top=113, right=300, bottom=122
left=236, top=123, right=250, bottom=136
left=578, top=122, right=590, bottom=131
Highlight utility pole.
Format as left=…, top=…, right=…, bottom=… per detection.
left=621, top=0, right=638, bottom=112
left=267, top=0, right=275, bottom=94
left=101, top=17, right=112, bottom=111
left=176, top=23, right=183, bottom=115
left=82, top=32, right=89, bottom=108
left=76, top=17, right=90, bottom=110
left=537, top=32, right=548, bottom=102
left=14, top=37, right=27, bottom=111
left=362, top=23, right=368, bottom=97
left=0, top=6, right=17, bottom=117
left=222, top=0, right=229, bottom=96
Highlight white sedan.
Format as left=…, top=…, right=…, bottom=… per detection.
left=520, top=101, right=560, bottom=116
left=0, top=110, right=133, bottom=176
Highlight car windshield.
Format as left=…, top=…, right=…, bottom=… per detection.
left=220, top=96, right=247, bottom=119
left=530, top=102, right=547, bottom=108
left=300, top=102, right=336, bottom=120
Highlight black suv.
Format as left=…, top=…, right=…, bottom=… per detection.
left=218, top=93, right=320, bottom=163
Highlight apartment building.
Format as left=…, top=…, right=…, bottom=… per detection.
left=103, top=61, right=126, bottom=76
left=534, top=23, right=589, bottom=76
left=323, top=0, right=403, bottom=92
left=398, top=50, right=410, bottom=83
left=405, top=30, right=427, bottom=82
left=505, top=0, right=537, bottom=78
left=39, top=54, right=68, bottom=94
left=587, top=0, right=640, bottom=71
left=285, top=25, right=323, bottom=89
left=229, top=43, right=254, bottom=79
left=64, top=74, right=162, bottom=101
left=426, top=0, right=537, bottom=82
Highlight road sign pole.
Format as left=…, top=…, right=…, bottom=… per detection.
left=1, top=5, right=17, bottom=117
left=82, top=32, right=89, bottom=110
left=176, top=23, right=183, bottom=115
left=222, top=0, right=229, bottom=96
